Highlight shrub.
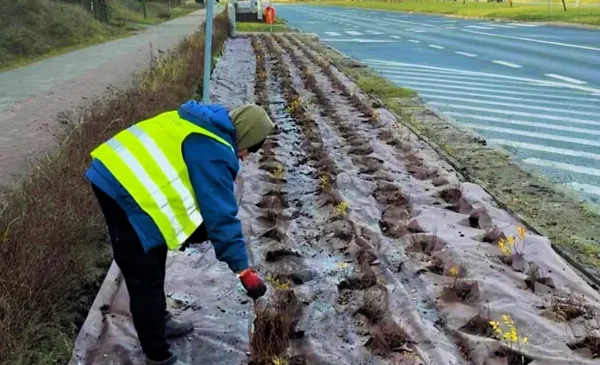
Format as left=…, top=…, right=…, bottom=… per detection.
left=0, top=12, right=230, bottom=365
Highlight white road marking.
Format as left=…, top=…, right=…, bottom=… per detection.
left=492, top=60, right=522, bottom=68
left=408, top=39, right=421, bottom=43
left=407, top=28, right=426, bottom=33
left=524, top=158, right=600, bottom=177
left=421, top=94, right=600, bottom=117
left=432, top=91, right=599, bottom=108
left=367, top=59, right=600, bottom=95
left=490, top=139, right=600, bottom=161
left=449, top=113, right=600, bottom=133
left=430, top=104, right=600, bottom=127
left=446, top=26, right=457, bottom=29
left=508, top=23, right=542, bottom=27
left=386, top=73, right=556, bottom=89
left=544, top=74, right=587, bottom=85
left=325, top=31, right=341, bottom=36
left=366, top=30, right=385, bottom=35
left=462, top=29, right=600, bottom=52
left=461, top=123, right=600, bottom=148
left=484, top=23, right=516, bottom=29
left=390, top=35, right=401, bottom=39
left=426, top=20, right=457, bottom=23
left=467, top=25, right=494, bottom=30
left=429, top=44, right=445, bottom=49
left=321, top=38, right=399, bottom=43
left=345, top=30, right=363, bottom=35
left=382, top=17, right=437, bottom=27
left=456, top=51, right=477, bottom=57
left=565, top=182, right=600, bottom=196
left=391, top=81, right=600, bottom=101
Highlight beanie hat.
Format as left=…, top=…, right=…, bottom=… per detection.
left=229, top=104, right=274, bottom=151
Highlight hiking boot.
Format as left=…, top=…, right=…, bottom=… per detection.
left=145, top=354, right=188, bottom=365
left=164, top=311, right=194, bottom=338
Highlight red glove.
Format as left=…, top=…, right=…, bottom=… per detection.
left=238, top=268, right=267, bottom=299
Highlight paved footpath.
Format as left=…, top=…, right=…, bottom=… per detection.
left=279, top=4, right=600, bottom=203
left=0, top=9, right=207, bottom=187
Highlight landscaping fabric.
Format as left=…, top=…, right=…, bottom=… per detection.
left=69, top=35, right=600, bottom=365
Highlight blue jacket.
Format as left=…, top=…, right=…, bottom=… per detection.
left=85, top=101, right=249, bottom=272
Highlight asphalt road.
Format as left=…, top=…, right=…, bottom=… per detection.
left=0, top=9, right=208, bottom=187
left=277, top=5, right=600, bottom=203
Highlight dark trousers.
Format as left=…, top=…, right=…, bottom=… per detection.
left=92, top=185, right=172, bottom=361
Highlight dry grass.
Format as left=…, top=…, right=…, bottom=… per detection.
left=250, top=290, right=299, bottom=364
left=460, top=311, right=495, bottom=337
left=358, top=285, right=389, bottom=321
left=548, top=293, right=595, bottom=321
left=0, top=12, right=230, bottom=365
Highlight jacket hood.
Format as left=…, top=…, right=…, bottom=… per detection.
left=177, top=101, right=237, bottom=148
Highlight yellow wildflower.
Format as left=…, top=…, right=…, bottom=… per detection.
left=490, top=314, right=528, bottom=350
left=319, top=175, right=330, bottom=191
left=507, top=236, right=516, bottom=246
left=498, top=239, right=512, bottom=256
left=449, top=266, right=459, bottom=277
left=517, top=226, right=527, bottom=241
left=272, top=357, right=288, bottom=365
left=273, top=164, right=285, bottom=179
left=334, top=202, right=349, bottom=216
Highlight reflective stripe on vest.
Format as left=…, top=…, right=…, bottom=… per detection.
left=91, top=110, right=234, bottom=250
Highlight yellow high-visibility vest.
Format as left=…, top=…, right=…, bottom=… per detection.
left=91, top=110, right=234, bottom=250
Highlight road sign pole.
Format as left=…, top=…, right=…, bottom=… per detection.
left=202, top=0, right=214, bottom=104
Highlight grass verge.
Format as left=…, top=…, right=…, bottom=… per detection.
left=108, top=0, right=202, bottom=27
left=294, top=0, right=600, bottom=26
left=237, top=18, right=291, bottom=32
left=0, top=0, right=202, bottom=71
left=299, top=35, right=600, bottom=281
left=0, top=11, right=230, bottom=365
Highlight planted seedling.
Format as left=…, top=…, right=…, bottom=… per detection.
left=250, top=290, right=298, bottom=365
left=568, top=334, right=600, bottom=359
left=287, top=99, right=302, bottom=115
left=357, top=285, right=389, bottom=321
left=544, top=293, right=595, bottom=321
left=407, top=234, right=446, bottom=255
left=460, top=311, right=495, bottom=337
left=366, top=318, right=412, bottom=355
left=334, top=201, right=349, bottom=217
left=483, top=226, right=505, bottom=244
left=489, top=314, right=532, bottom=365
left=425, top=257, right=445, bottom=275
left=442, top=265, right=475, bottom=302
left=319, top=174, right=331, bottom=193
left=373, top=182, right=409, bottom=206
left=524, top=263, right=555, bottom=294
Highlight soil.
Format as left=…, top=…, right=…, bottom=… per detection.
left=69, top=35, right=600, bottom=365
